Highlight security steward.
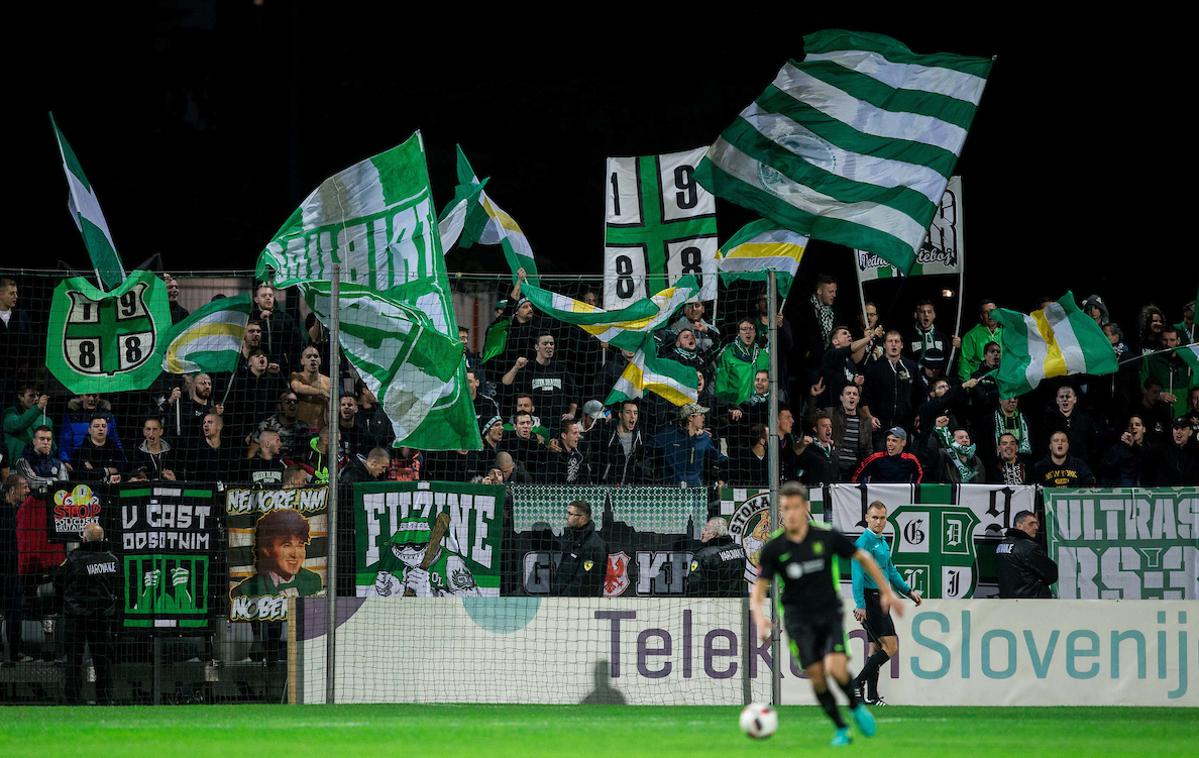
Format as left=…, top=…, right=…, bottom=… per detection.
left=552, top=500, right=606, bottom=596
left=685, top=517, right=746, bottom=597
left=995, top=509, right=1058, bottom=598
left=55, top=522, right=119, bottom=704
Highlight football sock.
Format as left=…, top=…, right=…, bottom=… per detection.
left=816, top=688, right=846, bottom=728
left=835, top=672, right=860, bottom=709
left=860, top=651, right=890, bottom=699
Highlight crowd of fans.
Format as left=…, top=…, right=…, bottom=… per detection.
left=0, top=274, right=1195, bottom=501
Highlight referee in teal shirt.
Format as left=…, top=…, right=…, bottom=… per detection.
left=851, top=501, right=922, bottom=704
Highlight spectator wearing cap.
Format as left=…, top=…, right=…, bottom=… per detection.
left=651, top=402, right=727, bottom=487
left=852, top=427, right=924, bottom=484
left=59, top=393, right=122, bottom=463
left=1149, top=418, right=1199, bottom=485
left=578, top=399, right=608, bottom=436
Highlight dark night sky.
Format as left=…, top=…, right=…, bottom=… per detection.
left=13, top=3, right=1195, bottom=333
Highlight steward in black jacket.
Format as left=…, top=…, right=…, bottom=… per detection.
left=553, top=506, right=607, bottom=597
left=684, top=529, right=746, bottom=597
left=55, top=526, right=119, bottom=704
left=995, top=519, right=1058, bottom=598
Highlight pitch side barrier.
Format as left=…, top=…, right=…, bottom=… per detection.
left=288, top=596, right=1196, bottom=707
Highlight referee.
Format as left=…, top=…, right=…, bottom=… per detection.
left=851, top=501, right=922, bottom=705
left=751, top=482, right=904, bottom=747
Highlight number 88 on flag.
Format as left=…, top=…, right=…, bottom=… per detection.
left=603, top=147, right=718, bottom=310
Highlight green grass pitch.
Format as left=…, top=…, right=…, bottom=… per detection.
left=1, top=705, right=1195, bottom=756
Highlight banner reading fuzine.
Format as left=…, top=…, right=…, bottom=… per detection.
left=1045, top=487, right=1197, bottom=600
left=290, top=597, right=1195, bottom=707
left=354, top=481, right=504, bottom=597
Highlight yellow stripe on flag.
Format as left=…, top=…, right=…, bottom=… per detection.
left=164, top=322, right=245, bottom=374
left=1030, top=308, right=1068, bottom=379
left=727, top=241, right=804, bottom=262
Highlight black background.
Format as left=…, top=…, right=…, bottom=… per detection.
left=12, top=4, right=1194, bottom=333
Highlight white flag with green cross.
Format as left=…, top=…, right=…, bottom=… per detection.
left=603, top=147, right=718, bottom=310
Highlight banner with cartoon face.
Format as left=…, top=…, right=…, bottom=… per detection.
left=354, top=481, right=504, bottom=598
left=719, top=486, right=826, bottom=588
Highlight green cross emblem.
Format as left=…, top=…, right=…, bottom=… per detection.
left=46, top=270, right=170, bottom=394
left=605, top=149, right=718, bottom=303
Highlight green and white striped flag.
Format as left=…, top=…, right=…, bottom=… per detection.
left=449, top=146, right=540, bottom=285
left=50, top=114, right=127, bottom=290
left=158, top=295, right=252, bottom=374
left=695, top=30, right=992, bottom=274
left=259, top=132, right=481, bottom=451
left=304, top=281, right=477, bottom=450
left=990, top=293, right=1118, bottom=398
left=717, top=219, right=808, bottom=298
left=520, top=276, right=699, bottom=352
left=605, top=333, right=698, bottom=407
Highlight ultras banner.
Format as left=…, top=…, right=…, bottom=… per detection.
left=1045, top=487, right=1197, bottom=600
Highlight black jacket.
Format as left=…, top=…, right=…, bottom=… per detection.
left=55, top=541, right=119, bottom=617
left=72, top=438, right=127, bottom=483
left=995, top=528, right=1057, bottom=598
left=553, top=520, right=606, bottom=597
left=684, top=536, right=746, bottom=597
left=599, top=427, right=649, bottom=486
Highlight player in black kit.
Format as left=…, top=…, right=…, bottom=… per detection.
left=750, top=482, right=904, bottom=747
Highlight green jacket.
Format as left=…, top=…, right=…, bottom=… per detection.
left=4, top=404, right=53, bottom=463
left=715, top=341, right=770, bottom=405
left=958, top=324, right=1003, bottom=381
left=1140, top=353, right=1196, bottom=417
left=231, top=568, right=323, bottom=598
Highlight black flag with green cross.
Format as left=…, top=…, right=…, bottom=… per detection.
left=45, top=269, right=171, bottom=394
left=603, top=147, right=718, bottom=310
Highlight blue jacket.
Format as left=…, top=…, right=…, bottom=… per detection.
left=59, top=398, right=123, bottom=463
left=851, top=529, right=911, bottom=609
left=653, top=426, right=727, bottom=487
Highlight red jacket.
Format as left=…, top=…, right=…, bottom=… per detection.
left=851, top=451, right=924, bottom=484
left=17, top=496, right=65, bottom=575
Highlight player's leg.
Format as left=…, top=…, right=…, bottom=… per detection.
left=806, top=658, right=852, bottom=746
left=858, top=590, right=898, bottom=703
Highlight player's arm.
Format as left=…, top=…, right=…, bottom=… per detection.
left=852, top=549, right=904, bottom=617
left=750, top=577, right=773, bottom=643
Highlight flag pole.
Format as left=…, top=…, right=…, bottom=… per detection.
left=325, top=264, right=341, bottom=706
left=767, top=271, right=781, bottom=708
left=853, top=251, right=869, bottom=335
left=947, top=245, right=966, bottom=376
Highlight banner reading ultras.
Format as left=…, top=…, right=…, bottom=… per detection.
left=118, top=484, right=217, bottom=631
left=355, top=481, right=504, bottom=597
left=226, top=485, right=329, bottom=622
left=1045, top=487, right=1197, bottom=600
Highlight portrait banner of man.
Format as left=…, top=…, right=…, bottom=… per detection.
left=225, top=485, right=330, bottom=622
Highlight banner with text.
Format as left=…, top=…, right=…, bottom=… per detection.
left=226, top=485, right=330, bottom=621
left=509, top=485, right=708, bottom=597
left=289, top=597, right=1195, bottom=707
left=118, top=484, right=217, bottom=631
left=1045, top=487, right=1197, bottom=600
left=854, top=176, right=964, bottom=280
left=354, top=481, right=504, bottom=597
left=46, top=482, right=106, bottom=543
left=829, top=483, right=1036, bottom=597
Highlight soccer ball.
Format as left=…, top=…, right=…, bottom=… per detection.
left=739, top=703, right=778, bottom=739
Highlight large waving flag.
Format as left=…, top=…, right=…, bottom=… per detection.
left=990, top=293, right=1118, bottom=398
left=51, top=114, right=127, bottom=290
left=445, top=146, right=540, bottom=285
left=304, top=281, right=474, bottom=450
left=695, top=30, right=992, bottom=274
left=520, top=276, right=699, bottom=352
left=605, top=334, right=698, bottom=407
left=158, top=295, right=252, bottom=374
left=259, top=132, right=481, bottom=451
left=717, top=220, right=808, bottom=298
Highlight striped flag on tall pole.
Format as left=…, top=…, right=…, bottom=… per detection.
left=50, top=114, right=127, bottom=290
left=695, top=30, right=992, bottom=274
left=158, top=295, right=252, bottom=375
left=717, top=220, right=808, bottom=298
left=990, top=293, right=1118, bottom=398
left=605, top=334, right=698, bottom=407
